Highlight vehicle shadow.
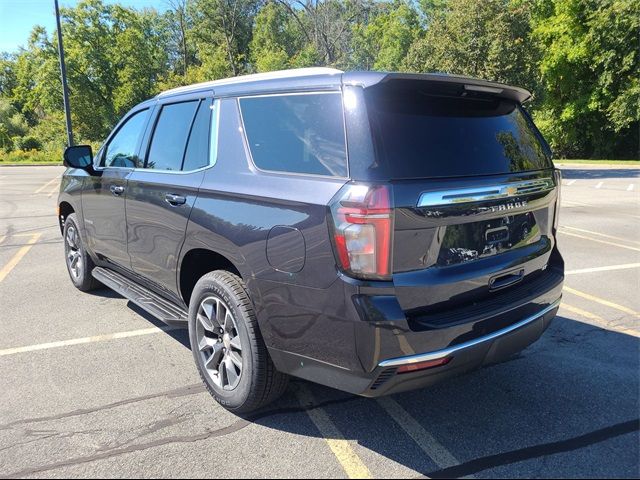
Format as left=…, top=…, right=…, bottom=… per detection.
left=253, top=317, right=639, bottom=478
left=560, top=168, right=640, bottom=180
left=128, top=302, right=640, bottom=477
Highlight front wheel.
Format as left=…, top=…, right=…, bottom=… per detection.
left=63, top=213, right=100, bottom=291
left=188, top=270, right=289, bottom=413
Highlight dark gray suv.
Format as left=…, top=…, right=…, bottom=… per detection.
left=59, top=68, right=564, bottom=413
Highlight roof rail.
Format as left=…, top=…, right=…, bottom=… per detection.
left=157, top=67, right=343, bottom=98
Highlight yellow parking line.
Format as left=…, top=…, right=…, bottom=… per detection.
left=0, top=326, right=175, bottom=357
left=0, top=233, right=41, bottom=283
left=47, top=181, right=61, bottom=198
left=564, top=286, right=639, bottom=317
left=562, top=225, right=640, bottom=245
left=34, top=177, right=59, bottom=194
left=561, top=303, right=640, bottom=338
left=377, top=397, right=462, bottom=471
left=296, top=387, right=372, bottom=479
left=559, top=230, right=640, bottom=252
left=0, top=235, right=6, bottom=245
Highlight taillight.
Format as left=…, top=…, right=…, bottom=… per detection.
left=328, top=184, right=393, bottom=280
left=553, top=169, right=562, bottom=231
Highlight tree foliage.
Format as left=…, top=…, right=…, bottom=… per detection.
left=0, top=0, right=637, bottom=159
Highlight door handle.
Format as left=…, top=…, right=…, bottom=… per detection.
left=110, top=185, right=125, bottom=196
left=489, top=269, right=525, bottom=291
left=165, top=193, right=187, bottom=206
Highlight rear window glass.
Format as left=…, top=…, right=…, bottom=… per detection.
left=239, top=92, right=348, bottom=177
left=365, top=86, right=552, bottom=179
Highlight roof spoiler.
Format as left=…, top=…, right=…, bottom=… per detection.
left=343, top=72, right=532, bottom=103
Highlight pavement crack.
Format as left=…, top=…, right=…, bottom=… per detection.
left=0, top=384, right=205, bottom=431
left=0, top=394, right=358, bottom=478
left=0, top=420, right=252, bottom=479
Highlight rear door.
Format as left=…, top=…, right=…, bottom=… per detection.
left=126, top=96, right=217, bottom=298
left=359, top=81, right=561, bottom=314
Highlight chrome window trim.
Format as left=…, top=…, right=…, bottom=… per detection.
left=378, top=298, right=561, bottom=368
left=237, top=91, right=350, bottom=180
left=135, top=98, right=220, bottom=175
left=417, top=177, right=555, bottom=207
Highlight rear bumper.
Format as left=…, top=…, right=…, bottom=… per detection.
left=269, top=296, right=560, bottom=397
left=364, top=298, right=560, bottom=396
left=265, top=263, right=563, bottom=396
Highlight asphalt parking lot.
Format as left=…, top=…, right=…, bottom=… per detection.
left=0, top=165, right=638, bottom=478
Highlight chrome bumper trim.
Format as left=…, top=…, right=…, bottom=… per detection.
left=378, top=298, right=562, bottom=368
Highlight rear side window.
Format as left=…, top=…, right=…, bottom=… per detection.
left=103, top=109, right=149, bottom=168
left=365, top=84, right=553, bottom=179
left=146, top=101, right=199, bottom=171
left=239, top=92, right=347, bottom=177
left=183, top=99, right=215, bottom=171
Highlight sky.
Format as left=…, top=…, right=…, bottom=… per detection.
left=0, top=0, right=169, bottom=53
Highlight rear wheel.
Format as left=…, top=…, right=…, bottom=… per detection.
left=188, top=270, right=289, bottom=413
left=63, top=213, right=100, bottom=291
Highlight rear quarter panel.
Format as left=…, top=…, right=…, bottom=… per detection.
left=180, top=97, right=359, bottom=366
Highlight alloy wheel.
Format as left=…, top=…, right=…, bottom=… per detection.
left=196, top=295, right=243, bottom=390
left=65, top=225, right=83, bottom=280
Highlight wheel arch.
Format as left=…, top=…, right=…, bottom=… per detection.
left=58, top=201, right=75, bottom=234
left=178, top=248, right=246, bottom=307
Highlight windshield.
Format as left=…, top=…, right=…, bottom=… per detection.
left=365, top=84, right=552, bottom=179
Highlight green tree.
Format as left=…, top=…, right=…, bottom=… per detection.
left=250, top=2, right=292, bottom=72
left=190, top=0, right=262, bottom=77
left=0, top=98, right=29, bottom=151
left=351, top=1, right=421, bottom=71
left=403, top=0, right=539, bottom=93
left=533, top=0, right=639, bottom=158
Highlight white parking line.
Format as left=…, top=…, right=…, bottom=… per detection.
left=561, top=200, right=590, bottom=207
left=628, top=184, right=635, bottom=191
left=0, top=326, right=175, bottom=357
left=559, top=230, right=640, bottom=252
left=566, top=179, right=576, bottom=186
left=377, top=397, right=463, bottom=472
left=562, top=225, right=640, bottom=245
left=595, top=182, right=603, bottom=189
left=566, top=263, right=640, bottom=275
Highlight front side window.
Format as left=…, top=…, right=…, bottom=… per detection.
left=239, top=92, right=347, bottom=177
left=103, top=109, right=149, bottom=168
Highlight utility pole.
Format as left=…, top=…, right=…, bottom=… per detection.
left=54, top=0, right=74, bottom=147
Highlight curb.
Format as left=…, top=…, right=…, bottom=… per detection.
left=0, top=163, right=63, bottom=167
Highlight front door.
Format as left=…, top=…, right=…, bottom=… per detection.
left=82, top=108, right=150, bottom=269
left=126, top=97, right=215, bottom=297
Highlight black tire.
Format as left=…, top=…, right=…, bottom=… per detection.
left=188, top=270, right=289, bottom=413
left=63, top=213, right=100, bottom=291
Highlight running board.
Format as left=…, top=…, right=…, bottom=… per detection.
left=92, top=267, right=188, bottom=327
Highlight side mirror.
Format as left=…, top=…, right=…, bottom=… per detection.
left=63, top=145, right=93, bottom=169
